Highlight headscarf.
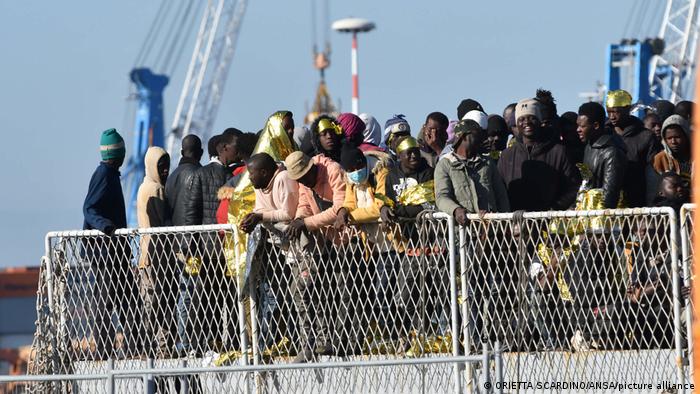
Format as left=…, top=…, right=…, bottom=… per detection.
left=337, top=113, right=366, bottom=144
left=359, top=113, right=382, bottom=146
left=293, top=126, right=315, bottom=156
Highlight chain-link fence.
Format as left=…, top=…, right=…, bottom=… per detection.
left=457, top=207, right=689, bottom=388
left=25, top=208, right=694, bottom=392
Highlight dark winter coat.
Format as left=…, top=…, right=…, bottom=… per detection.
left=385, top=158, right=435, bottom=218
left=165, top=157, right=201, bottom=226
left=497, top=137, right=581, bottom=211
left=183, top=161, right=232, bottom=225
left=607, top=117, right=660, bottom=207
left=582, top=131, right=627, bottom=208
left=83, top=162, right=127, bottom=232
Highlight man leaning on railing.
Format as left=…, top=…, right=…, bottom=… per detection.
left=282, top=151, right=346, bottom=362
left=82, top=128, right=140, bottom=360
left=239, top=152, right=300, bottom=357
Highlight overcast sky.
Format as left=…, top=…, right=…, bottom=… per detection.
left=0, top=0, right=655, bottom=267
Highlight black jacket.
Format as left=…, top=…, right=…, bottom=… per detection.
left=497, top=137, right=581, bottom=211
left=165, top=157, right=201, bottom=226
left=582, top=131, right=627, bottom=208
left=83, top=163, right=127, bottom=232
left=184, top=161, right=231, bottom=225
left=385, top=158, right=435, bottom=218
left=607, top=117, right=660, bottom=207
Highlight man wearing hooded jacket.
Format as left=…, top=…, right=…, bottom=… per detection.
left=136, top=146, right=173, bottom=357
left=498, top=99, right=581, bottom=211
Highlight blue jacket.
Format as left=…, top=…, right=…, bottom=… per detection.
left=83, top=163, right=127, bottom=232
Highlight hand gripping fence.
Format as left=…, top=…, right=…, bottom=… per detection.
left=19, top=207, right=695, bottom=393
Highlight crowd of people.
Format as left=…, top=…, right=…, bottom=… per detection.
left=81, top=89, right=693, bottom=363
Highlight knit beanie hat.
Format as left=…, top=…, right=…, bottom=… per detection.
left=662, top=114, right=690, bottom=138
left=384, top=114, right=411, bottom=135
left=337, top=113, right=366, bottom=142
left=383, top=114, right=411, bottom=147
left=515, top=99, right=542, bottom=121
left=100, top=128, right=126, bottom=161
left=457, top=99, right=484, bottom=120
left=339, top=144, right=366, bottom=171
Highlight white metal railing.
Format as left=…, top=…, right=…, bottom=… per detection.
left=24, top=208, right=695, bottom=393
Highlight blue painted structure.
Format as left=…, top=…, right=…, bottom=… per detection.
left=605, top=42, right=654, bottom=105
left=121, top=68, right=169, bottom=227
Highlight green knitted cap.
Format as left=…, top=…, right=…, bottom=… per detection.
left=100, top=128, right=126, bottom=161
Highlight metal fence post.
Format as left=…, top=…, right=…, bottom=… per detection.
left=481, top=342, right=490, bottom=393
left=42, top=235, right=60, bottom=377
left=178, top=359, right=189, bottom=394
left=458, top=226, right=473, bottom=391
left=106, top=358, right=115, bottom=394
left=680, top=203, right=694, bottom=384
left=494, top=341, right=503, bottom=394
left=668, top=207, right=686, bottom=389
left=445, top=214, right=462, bottom=394
left=144, top=358, right=155, bottom=394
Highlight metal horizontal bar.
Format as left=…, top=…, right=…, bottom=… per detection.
left=464, top=206, right=674, bottom=221
left=0, top=373, right=108, bottom=382
left=110, top=355, right=485, bottom=377
left=0, top=356, right=484, bottom=383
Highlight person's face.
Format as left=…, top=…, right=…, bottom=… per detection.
left=606, top=106, right=630, bottom=128
left=398, top=147, right=421, bottom=171
left=389, top=132, right=411, bottom=152
left=516, top=115, right=539, bottom=139
left=111, top=157, right=125, bottom=169
left=540, top=108, right=554, bottom=128
left=660, top=176, right=689, bottom=202
left=456, top=131, right=484, bottom=158
left=424, top=119, right=447, bottom=146
left=644, top=115, right=662, bottom=139
left=576, top=115, right=598, bottom=143
left=157, top=155, right=170, bottom=184
left=249, top=166, right=270, bottom=189
left=664, top=127, right=688, bottom=155
left=503, top=107, right=515, bottom=127
left=319, top=129, right=341, bottom=152
left=487, top=134, right=501, bottom=151
left=297, top=165, right=318, bottom=189
left=218, top=140, right=239, bottom=166
left=282, top=115, right=295, bottom=138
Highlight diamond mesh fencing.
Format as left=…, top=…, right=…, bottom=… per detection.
left=459, top=208, right=688, bottom=387
left=30, top=225, right=249, bottom=390
left=26, top=208, right=694, bottom=392
left=246, top=215, right=461, bottom=393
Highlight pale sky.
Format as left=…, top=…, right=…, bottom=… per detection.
left=0, top=0, right=656, bottom=267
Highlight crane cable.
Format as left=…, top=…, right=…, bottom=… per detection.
left=134, top=0, right=171, bottom=68
left=165, top=1, right=202, bottom=75
left=622, top=1, right=640, bottom=40
left=155, top=0, right=190, bottom=73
